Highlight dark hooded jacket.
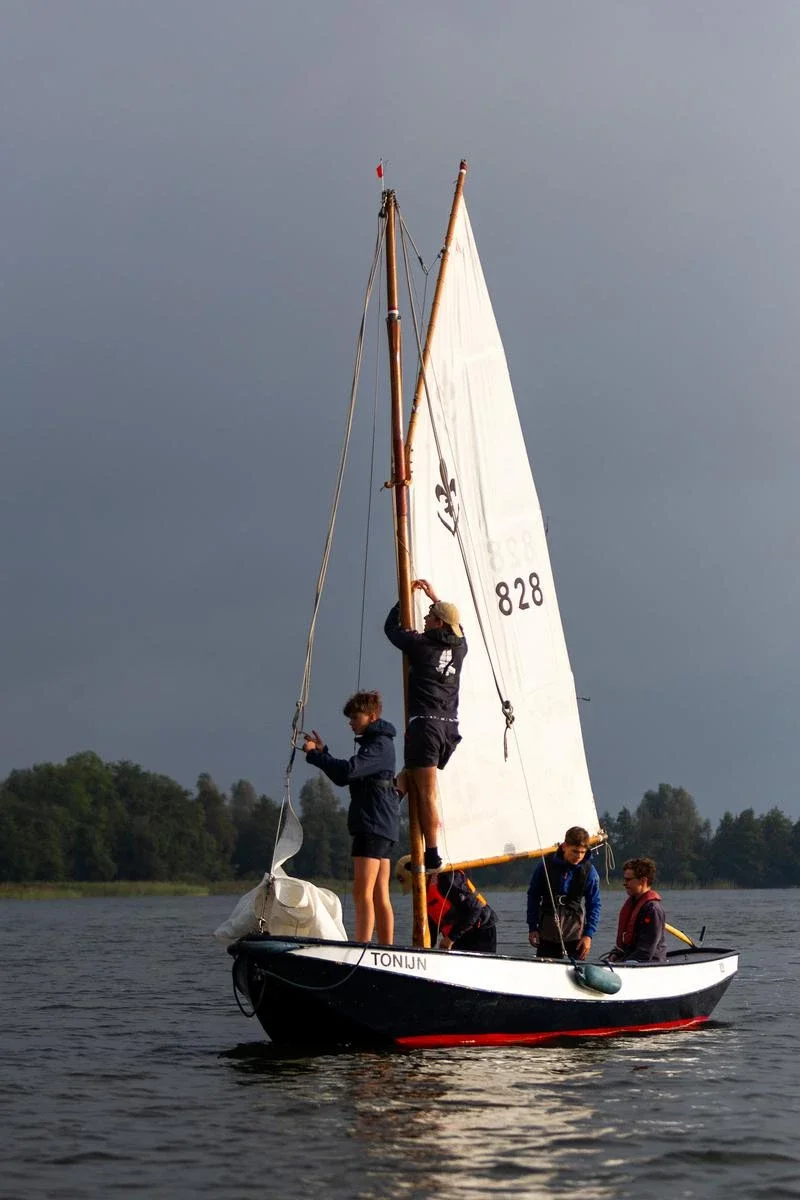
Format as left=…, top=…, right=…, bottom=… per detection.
left=527, top=848, right=601, bottom=940
left=305, top=718, right=400, bottom=841
left=384, top=602, right=467, bottom=720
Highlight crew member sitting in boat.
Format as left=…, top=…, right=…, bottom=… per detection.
left=606, top=857, right=667, bottom=963
left=527, top=826, right=601, bottom=961
left=396, top=855, right=497, bottom=953
left=303, top=690, right=400, bottom=945
left=384, top=578, right=467, bottom=871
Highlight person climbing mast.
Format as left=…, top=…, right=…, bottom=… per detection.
left=384, top=578, right=467, bottom=870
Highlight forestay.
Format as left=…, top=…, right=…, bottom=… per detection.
left=408, top=200, right=600, bottom=866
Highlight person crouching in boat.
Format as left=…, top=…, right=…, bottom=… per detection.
left=303, top=690, right=400, bottom=945
left=526, top=826, right=601, bottom=961
left=606, top=857, right=667, bottom=963
left=396, top=855, right=498, bottom=953
left=384, top=578, right=467, bottom=872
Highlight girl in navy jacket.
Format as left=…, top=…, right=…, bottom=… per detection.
left=304, top=690, right=399, bottom=945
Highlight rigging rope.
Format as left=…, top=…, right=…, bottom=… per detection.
left=356, top=249, right=384, bottom=689
left=274, top=219, right=386, bottom=862
left=235, top=945, right=371, bottom=996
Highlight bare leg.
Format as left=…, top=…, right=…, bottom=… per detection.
left=353, top=857, right=381, bottom=942
left=373, top=858, right=394, bottom=945
left=407, top=765, right=440, bottom=847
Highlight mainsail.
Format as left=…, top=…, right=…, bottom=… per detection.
left=409, top=200, right=601, bottom=867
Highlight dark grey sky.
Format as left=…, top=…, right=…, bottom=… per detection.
left=2, top=2, right=798, bottom=823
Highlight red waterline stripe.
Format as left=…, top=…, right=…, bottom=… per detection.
left=395, top=1015, right=708, bottom=1049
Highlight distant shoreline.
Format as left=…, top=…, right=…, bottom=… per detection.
left=0, top=880, right=261, bottom=901
left=0, top=878, right=741, bottom=900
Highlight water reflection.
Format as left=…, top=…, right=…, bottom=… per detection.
left=349, top=1049, right=613, bottom=1197
left=219, top=1020, right=758, bottom=1197
left=222, top=1041, right=622, bottom=1197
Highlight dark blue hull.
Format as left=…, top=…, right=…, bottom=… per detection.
left=229, top=936, right=737, bottom=1049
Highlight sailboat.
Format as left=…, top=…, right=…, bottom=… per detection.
left=223, top=161, right=738, bottom=1048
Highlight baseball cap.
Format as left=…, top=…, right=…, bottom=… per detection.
left=430, top=600, right=462, bottom=637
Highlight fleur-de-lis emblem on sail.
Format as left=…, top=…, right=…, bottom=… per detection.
left=435, top=459, right=458, bottom=535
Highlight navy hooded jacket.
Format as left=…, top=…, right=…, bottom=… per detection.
left=527, top=848, right=601, bottom=938
left=384, top=603, right=467, bottom=720
left=305, top=718, right=400, bottom=841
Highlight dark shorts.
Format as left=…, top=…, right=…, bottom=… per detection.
left=404, top=717, right=461, bottom=770
left=351, top=833, right=396, bottom=860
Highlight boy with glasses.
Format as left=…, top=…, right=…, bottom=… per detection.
left=606, top=857, right=666, bottom=963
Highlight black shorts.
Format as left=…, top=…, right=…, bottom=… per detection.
left=404, top=717, right=461, bottom=770
left=351, top=833, right=395, bottom=860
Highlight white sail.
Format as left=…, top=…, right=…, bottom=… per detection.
left=409, top=200, right=600, bottom=866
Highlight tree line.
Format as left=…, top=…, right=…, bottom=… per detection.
left=0, top=755, right=797, bottom=887
left=0, top=751, right=344, bottom=884
left=598, top=782, right=800, bottom=888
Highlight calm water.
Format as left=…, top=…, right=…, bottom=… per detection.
left=1, top=887, right=796, bottom=1200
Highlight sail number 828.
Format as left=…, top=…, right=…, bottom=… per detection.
left=496, top=573, right=544, bottom=615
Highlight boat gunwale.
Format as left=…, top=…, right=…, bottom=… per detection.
left=228, top=932, right=738, bottom=967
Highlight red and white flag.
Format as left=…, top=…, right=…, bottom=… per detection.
left=376, top=160, right=384, bottom=180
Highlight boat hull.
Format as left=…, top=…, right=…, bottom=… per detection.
left=229, top=936, right=738, bottom=1049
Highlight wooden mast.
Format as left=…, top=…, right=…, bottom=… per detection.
left=405, top=160, right=468, bottom=460
left=383, top=188, right=429, bottom=948
left=392, top=162, right=468, bottom=945
left=384, top=162, right=472, bottom=946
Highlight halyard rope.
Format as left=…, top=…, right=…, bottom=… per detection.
left=274, top=220, right=386, bottom=864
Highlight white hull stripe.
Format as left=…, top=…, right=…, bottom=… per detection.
left=289, top=944, right=739, bottom=1003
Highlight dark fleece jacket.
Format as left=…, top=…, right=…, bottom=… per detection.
left=384, top=602, right=467, bottom=720
left=305, top=717, right=400, bottom=841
